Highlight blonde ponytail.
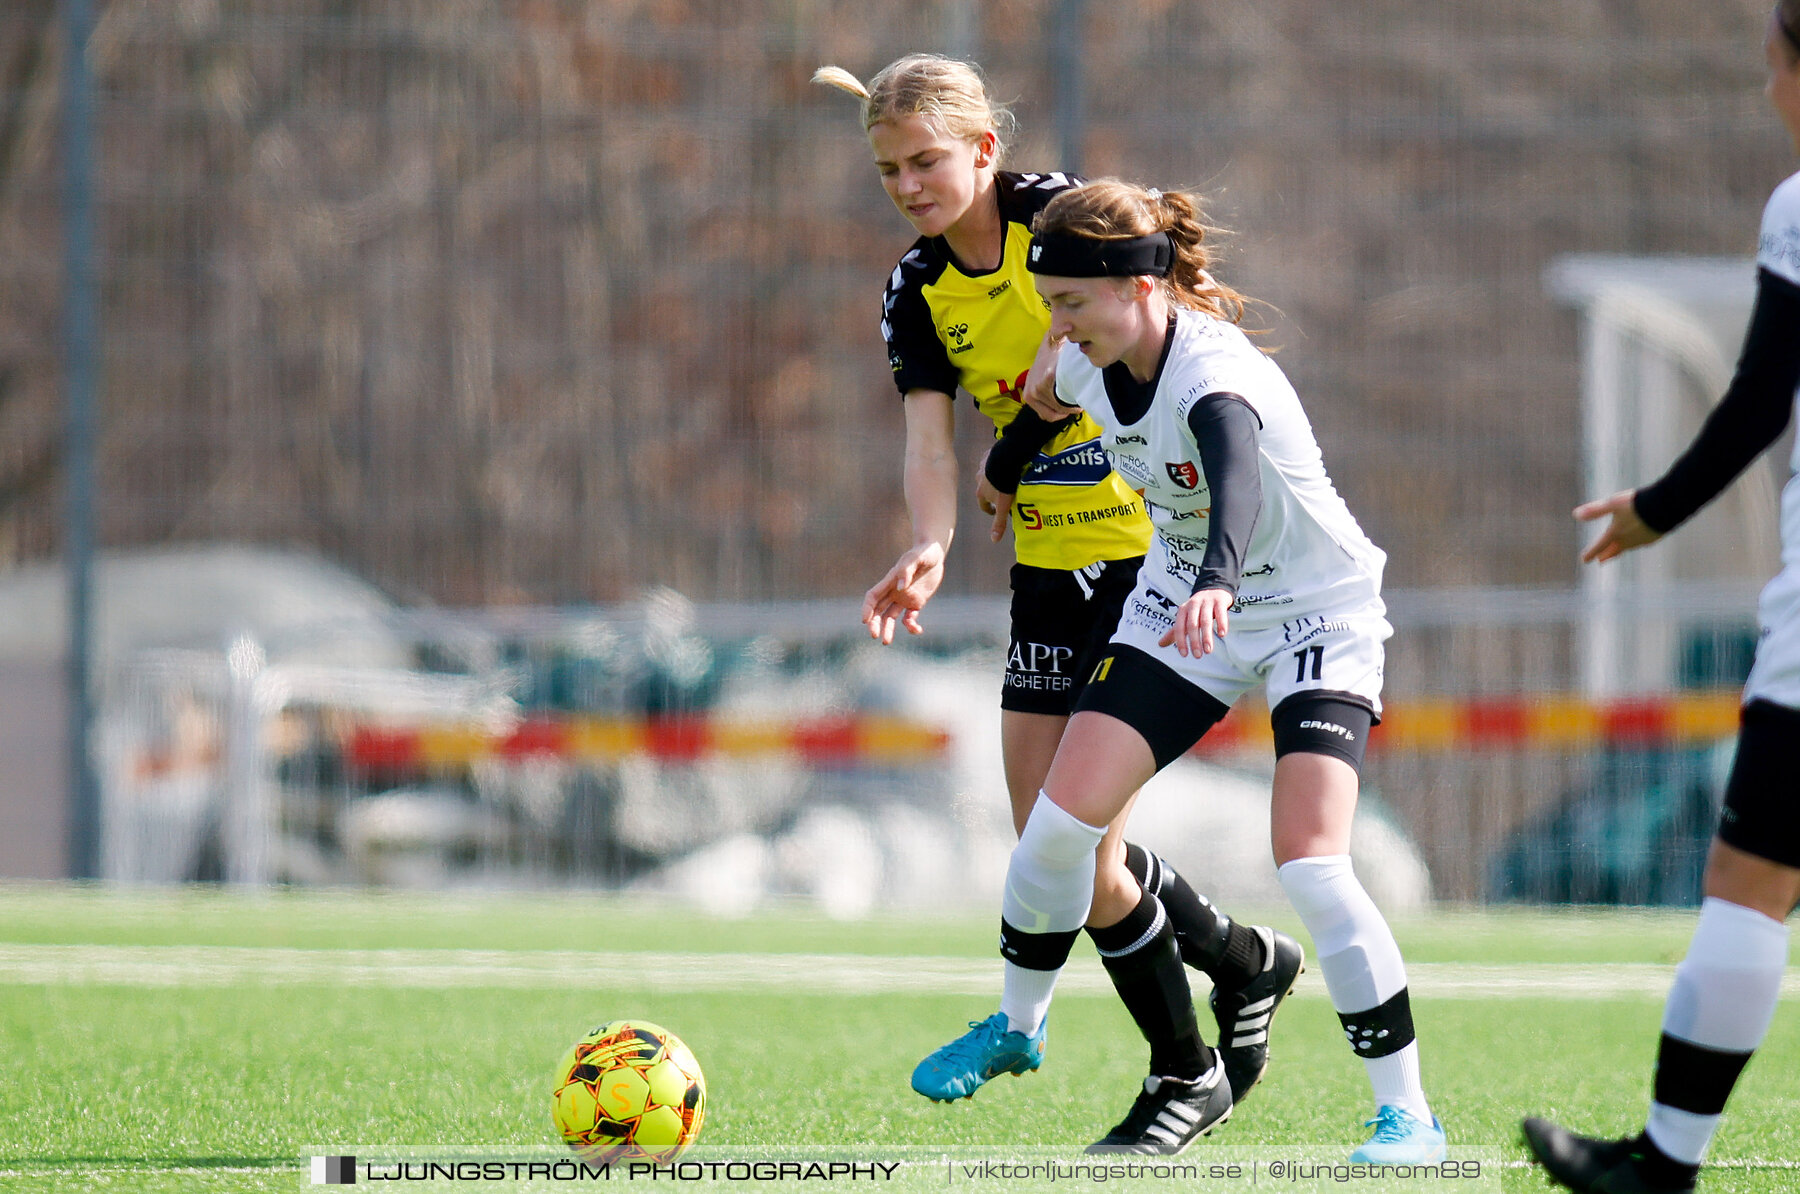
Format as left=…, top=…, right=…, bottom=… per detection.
left=810, top=66, right=870, bottom=101
left=812, top=54, right=1014, bottom=164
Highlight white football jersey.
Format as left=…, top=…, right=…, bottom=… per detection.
left=1759, top=171, right=1800, bottom=545
left=1741, top=171, right=1800, bottom=709
left=1053, top=307, right=1386, bottom=627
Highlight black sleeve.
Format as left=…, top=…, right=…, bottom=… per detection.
left=1186, top=393, right=1263, bottom=598
left=1633, top=268, right=1800, bottom=534
left=983, top=406, right=1075, bottom=494
left=882, top=256, right=959, bottom=399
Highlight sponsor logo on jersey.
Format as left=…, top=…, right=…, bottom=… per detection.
left=1166, top=461, right=1200, bottom=489
left=1022, top=438, right=1115, bottom=488
left=1143, top=496, right=1206, bottom=521
left=1760, top=223, right=1800, bottom=278
left=987, top=279, right=1013, bottom=299
left=1112, top=454, right=1156, bottom=489
left=1130, top=596, right=1176, bottom=629
left=1282, top=615, right=1349, bottom=645
left=1114, top=433, right=1147, bottom=446
left=996, top=369, right=1031, bottom=404
left=1008, top=641, right=1075, bottom=674
left=943, top=321, right=972, bottom=355
left=1006, top=640, right=1075, bottom=691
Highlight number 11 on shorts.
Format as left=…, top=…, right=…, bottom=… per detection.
left=1293, top=644, right=1324, bottom=683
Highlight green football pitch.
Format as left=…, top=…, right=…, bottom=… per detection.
left=0, top=886, right=1796, bottom=1192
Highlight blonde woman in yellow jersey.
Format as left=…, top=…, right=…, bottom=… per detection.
left=815, top=55, right=1302, bottom=1110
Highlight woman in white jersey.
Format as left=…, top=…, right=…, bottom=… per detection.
left=1524, top=8, right=1800, bottom=1193
left=917, top=178, right=1446, bottom=1160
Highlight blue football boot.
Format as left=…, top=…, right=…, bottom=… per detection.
left=1350, top=1105, right=1447, bottom=1164
left=911, top=1012, right=1046, bottom=1102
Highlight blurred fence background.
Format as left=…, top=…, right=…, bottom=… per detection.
left=0, top=1, right=1793, bottom=906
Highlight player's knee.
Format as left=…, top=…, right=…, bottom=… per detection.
left=1701, top=844, right=1800, bottom=923
left=1004, top=793, right=1107, bottom=937
left=1272, top=829, right=1341, bottom=870
left=1006, top=791, right=1034, bottom=839
left=1088, top=846, right=1139, bottom=906
left=1276, top=854, right=1358, bottom=926
left=1015, top=792, right=1107, bottom=868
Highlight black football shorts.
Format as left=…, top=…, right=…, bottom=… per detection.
left=1001, top=556, right=1144, bottom=716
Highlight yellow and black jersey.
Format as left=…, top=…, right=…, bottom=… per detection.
left=881, top=170, right=1152, bottom=572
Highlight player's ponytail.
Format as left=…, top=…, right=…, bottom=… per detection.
left=812, top=54, right=1015, bottom=164
left=1035, top=179, right=1264, bottom=332
left=811, top=65, right=870, bottom=102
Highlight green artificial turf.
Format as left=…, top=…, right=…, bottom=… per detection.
left=0, top=885, right=1794, bottom=1192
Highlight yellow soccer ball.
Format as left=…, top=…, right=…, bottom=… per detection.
left=552, top=1019, right=706, bottom=1163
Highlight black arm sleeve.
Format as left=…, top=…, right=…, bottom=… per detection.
left=983, top=406, right=1074, bottom=494
left=1633, top=269, right=1800, bottom=534
left=1186, top=393, right=1263, bottom=598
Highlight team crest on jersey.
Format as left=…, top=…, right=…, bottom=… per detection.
left=1165, top=461, right=1200, bottom=489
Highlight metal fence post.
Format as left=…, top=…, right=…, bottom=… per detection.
left=61, top=0, right=100, bottom=881
left=1051, top=0, right=1086, bottom=175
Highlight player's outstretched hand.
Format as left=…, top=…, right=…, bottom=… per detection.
left=1574, top=490, right=1662, bottom=564
left=1161, top=588, right=1233, bottom=657
left=861, top=542, right=948, bottom=645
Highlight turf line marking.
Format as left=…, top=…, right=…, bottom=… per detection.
left=2, top=945, right=1799, bottom=998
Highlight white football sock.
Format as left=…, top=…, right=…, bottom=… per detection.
left=1279, top=854, right=1430, bottom=1122
left=997, top=794, right=1105, bottom=1034
left=999, top=961, right=1062, bottom=1037
left=1645, top=897, right=1788, bottom=1165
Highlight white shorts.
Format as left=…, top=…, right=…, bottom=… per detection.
left=1110, top=576, right=1390, bottom=716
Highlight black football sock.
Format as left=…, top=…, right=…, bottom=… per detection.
left=1632, top=1131, right=1703, bottom=1190
left=1088, top=882, right=1213, bottom=1080
left=1639, top=1030, right=1750, bottom=1187
left=1123, top=842, right=1265, bottom=987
